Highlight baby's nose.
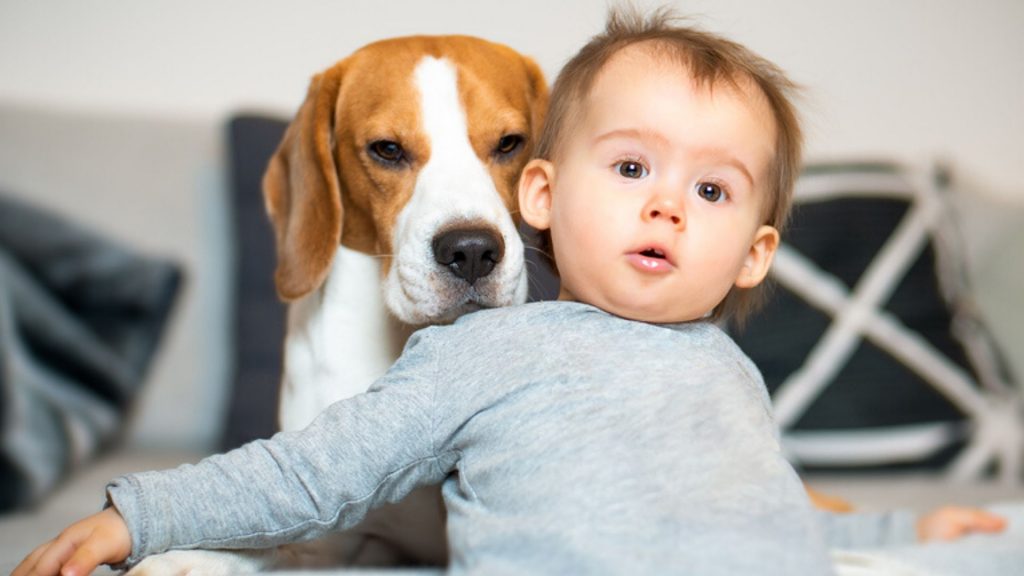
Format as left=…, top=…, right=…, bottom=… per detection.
left=644, top=196, right=686, bottom=229
left=648, top=207, right=682, bottom=225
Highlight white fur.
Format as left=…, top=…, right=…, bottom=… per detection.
left=126, top=549, right=277, bottom=576
left=279, top=246, right=413, bottom=431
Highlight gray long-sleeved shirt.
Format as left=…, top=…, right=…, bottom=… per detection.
left=108, top=301, right=900, bottom=574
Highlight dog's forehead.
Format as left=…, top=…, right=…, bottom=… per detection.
left=339, top=36, right=531, bottom=128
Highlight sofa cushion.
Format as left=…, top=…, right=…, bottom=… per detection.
left=0, top=193, right=181, bottom=510
left=220, top=115, right=289, bottom=450
left=733, top=162, right=1020, bottom=479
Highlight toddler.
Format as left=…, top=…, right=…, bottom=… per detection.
left=15, top=8, right=1004, bottom=576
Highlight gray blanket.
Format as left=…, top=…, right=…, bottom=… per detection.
left=0, top=193, right=180, bottom=511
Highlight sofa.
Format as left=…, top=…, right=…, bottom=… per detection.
left=1, top=100, right=1023, bottom=574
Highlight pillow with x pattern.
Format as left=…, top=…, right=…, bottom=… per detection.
left=732, top=161, right=1020, bottom=480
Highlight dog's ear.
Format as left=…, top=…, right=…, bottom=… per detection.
left=263, top=65, right=345, bottom=301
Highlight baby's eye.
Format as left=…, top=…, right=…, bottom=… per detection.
left=696, top=182, right=726, bottom=203
left=615, top=160, right=648, bottom=179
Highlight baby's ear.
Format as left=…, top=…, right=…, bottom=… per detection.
left=518, top=159, right=555, bottom=231
left=734, top=225, right=779, bottom=289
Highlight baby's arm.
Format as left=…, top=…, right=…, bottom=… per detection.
left=17, top=329, right=451, bottom=573
left=105, top=379, right=442, bottom=565
left=13, top=508, right=131, bottom=576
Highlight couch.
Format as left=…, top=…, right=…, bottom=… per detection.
left=1, top=100, right=1023, bottom=574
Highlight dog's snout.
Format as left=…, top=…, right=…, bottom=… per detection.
left=432, top=228, right=505, bottom=285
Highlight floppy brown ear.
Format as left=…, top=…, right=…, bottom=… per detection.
left=263, top=65, right=345, bottom=301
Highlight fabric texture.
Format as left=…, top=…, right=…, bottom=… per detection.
left=0, top=193, right=181, bottom=510
left=109, top=301, right=840, bottom=575
left=733, top=162, right=1021, bottom=479
left=221, top=115, right=289, bottom=450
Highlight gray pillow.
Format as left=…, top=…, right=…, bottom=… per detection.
left=0, top=192, right=181, bottom=510
left=733, top=162, right=1018, bottom=479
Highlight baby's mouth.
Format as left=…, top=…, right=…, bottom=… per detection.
left=628, top=246, right=674, bottom=272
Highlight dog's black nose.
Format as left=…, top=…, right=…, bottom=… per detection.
left=432, top=228, right=505, bottom=285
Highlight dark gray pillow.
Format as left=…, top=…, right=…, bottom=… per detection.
left=733, top=162, right=1018, bottom=479
left=221, top=115, right=289, bottom=450
left=0, top=193, right=181, bottom=510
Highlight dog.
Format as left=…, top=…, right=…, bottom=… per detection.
left=127, top=35, right=547, bottom=575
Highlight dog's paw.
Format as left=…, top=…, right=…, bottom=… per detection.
left=126, top=549, right=276, bottom=576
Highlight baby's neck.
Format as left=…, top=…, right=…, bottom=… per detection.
left=551, top=293, right=705, bottom=325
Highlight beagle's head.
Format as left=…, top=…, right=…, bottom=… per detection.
left=263, top=35, right=548, bottom=324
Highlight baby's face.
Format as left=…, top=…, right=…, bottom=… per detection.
left=522, top=47, right=779, bottom=323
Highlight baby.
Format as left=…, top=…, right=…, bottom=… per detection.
left=15, top=8, right=1004, bottom=576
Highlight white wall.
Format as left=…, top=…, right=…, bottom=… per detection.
left=1, top=0, right=1022, bottom=202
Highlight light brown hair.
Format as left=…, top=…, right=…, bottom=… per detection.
left=534, top=6, right=803, bottom=325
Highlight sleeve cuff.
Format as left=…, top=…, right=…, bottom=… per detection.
left=105, top=475, right=149, bottom=568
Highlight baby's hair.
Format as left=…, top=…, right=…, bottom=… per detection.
left=534, top=5, right=803, bottom=326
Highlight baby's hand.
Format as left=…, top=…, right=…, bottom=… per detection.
left=916, top=506, right=1007, bottom=542
left=13, top=507, right=132, bottom=576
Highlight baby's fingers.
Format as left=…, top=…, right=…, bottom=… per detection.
left=15, top=536, right=77, bottom=576
left=14, top=509, right=130, bottom=576
left=918, top=506, right=1008, bottom=541
left=61, top=541, right=110, bottom=576
left=968, top=509, right=1008, bottom=533
left=12, top=542, right=51, bottom=576
left=943, top=507, right=1007, bottom=537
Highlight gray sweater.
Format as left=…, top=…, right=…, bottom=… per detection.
left=108, top=301, right=906, bottom=574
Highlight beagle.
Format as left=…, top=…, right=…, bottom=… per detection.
left=127, top=36, right=547, bottom=574
left=268, top=35, right=547, bottom=433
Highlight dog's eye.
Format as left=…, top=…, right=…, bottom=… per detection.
left=494, top=134, right=524, bottom=157
left=368, top=140, right=405, bottom=165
